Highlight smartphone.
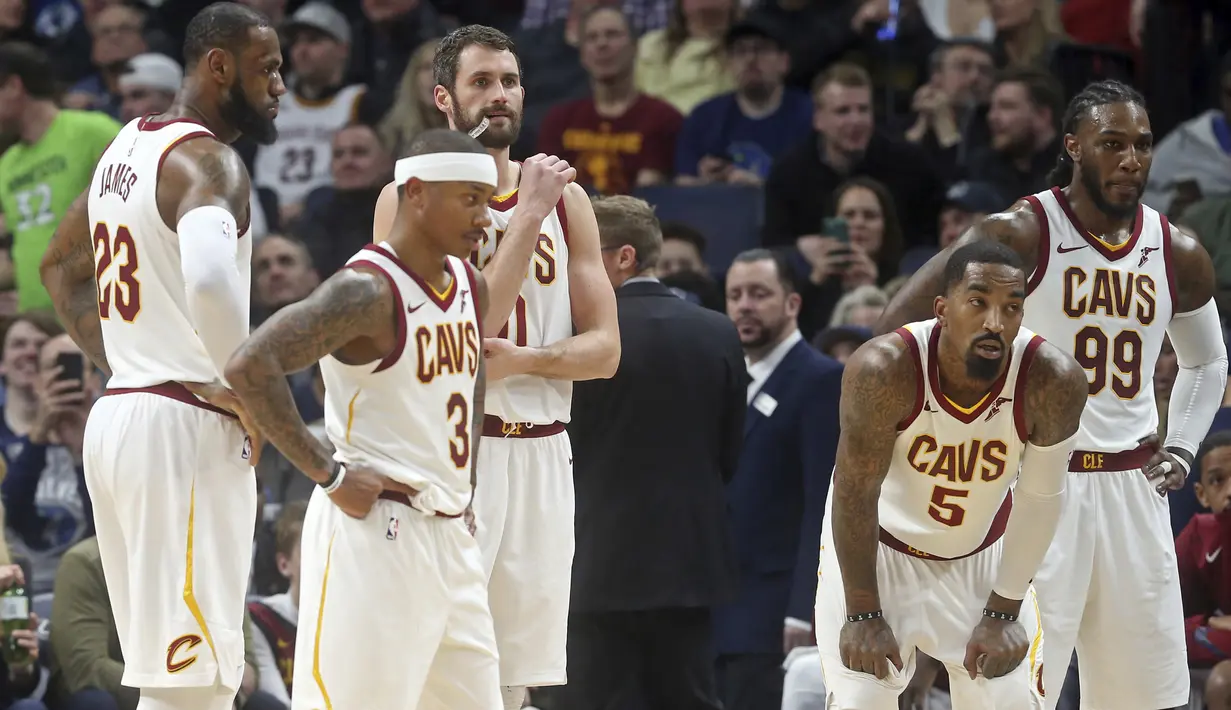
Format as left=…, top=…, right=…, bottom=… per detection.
left=822, top=217, right=850, bottom=244
left=822, top=217, right=854, bottom=269
left=54, top=352, right=85, bottom=391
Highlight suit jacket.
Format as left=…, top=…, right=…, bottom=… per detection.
left=714, top=340, right=843, bottom=655
left=568, top=280, right=747, bottom=612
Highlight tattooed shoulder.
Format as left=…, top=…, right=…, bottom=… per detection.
left=1024, top=340, right=1088, bottom=446
left=840, top=333, right=920, bottom=434
left=305, top=266, right=394, bottom=334
left=958, top=201, right=1040, bottom=262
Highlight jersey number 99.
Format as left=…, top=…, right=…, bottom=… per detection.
left=1074, top=326, right=1142, bottom=399
left=93, top=223, right=141, bottom=322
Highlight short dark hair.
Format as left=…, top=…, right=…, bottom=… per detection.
left=579, top=5, right=631, bottom=38
left=731, top=248, right=798, bottom=294
left=433, top=25, right=521, bottom=93
left=1047, top=79, right=1147, bottom=187
left=404, top=127, right=487, bottom=156
left=942, top=241, right=1025, bottom=294
left=183, top=2, right=271, bottom=66
left=0, top=42, right=57, bottom=100
left=1197, top=430, right=1231, bottom=482
left=660, top=221, right=706, bottom=255
left=929, top=39, right=995, bottom=74
left=258, top=233, right=315, bottom=268
left=994, top=67, right=1064, bottom=130
left=0, top=309, right=64, bottom=353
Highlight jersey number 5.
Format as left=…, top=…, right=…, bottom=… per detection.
left=93, top=223, right=141, bottom=322
left=1074, top=325, right=1143, bottom=398
left=929, top=485, right=968, bottom=527
left=447, top=393, right=470, bottom=469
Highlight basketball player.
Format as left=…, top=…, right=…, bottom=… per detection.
left=372, top=25, right=621, bottom=709
left=223, top=128, right=501, bottom=710
left=820, top=241, right=1086, bottom=709
left=877, top=80, right=1229, bottom=709
left=37, top=4, right=285, bottom=710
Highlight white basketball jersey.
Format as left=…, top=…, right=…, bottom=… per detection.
left=1021, top=187, right=1175, bottom=453
left=322, top=243, right=481, bottom=516
left=253, top=84, right=365, bottom=207
left=87, top=116, right=253, bottom=389
left=881, top=319, right=1041, bottom=559
left=473, top=193, right=572, bottom=425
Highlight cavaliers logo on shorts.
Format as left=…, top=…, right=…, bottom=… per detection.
left=166, top=633, right=204, bottom=673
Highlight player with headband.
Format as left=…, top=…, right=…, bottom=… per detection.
left=226, top=128, right=502, bottom=709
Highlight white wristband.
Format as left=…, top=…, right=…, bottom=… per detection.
left=322, top=464, right=346, bottom=494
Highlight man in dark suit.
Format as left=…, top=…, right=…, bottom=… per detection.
left=714, top=248, right=843, bottom=710
left=559, top=195, right=747, bottom=710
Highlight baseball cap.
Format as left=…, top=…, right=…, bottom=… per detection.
left=285, top=2, right=351, bottom=45
left=943, top=181, right=1006, bottom=214
left=725, top=15, right=783, bottom=49
left=118, top=53, right=183, bottom=94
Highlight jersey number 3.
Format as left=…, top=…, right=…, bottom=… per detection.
left=93, top=223, right=141, bottom=322
left=447, top=393, right=470, bottom=469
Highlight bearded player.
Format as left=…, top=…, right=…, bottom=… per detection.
left=877, top=80, right=1228, bottom=709
left=372, top=25, right=620, bottom=710
left=822, top=240, right=1087, bottom=709
left=40, top=3, right=284, bottom=709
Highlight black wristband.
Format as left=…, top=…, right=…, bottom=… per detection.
left=319, top=461, right=343, bottom=489
left=846, top=610, right=883, bottom=623
left=983, top=608, right=1018, bottom=622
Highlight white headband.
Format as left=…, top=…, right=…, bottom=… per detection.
left=394, top=153, right=498, bottom=188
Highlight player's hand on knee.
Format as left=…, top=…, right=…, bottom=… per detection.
left=327, top=465, right=383, bottom=519
left=519, top=154, right=576, bottom=220
left=839, top=616, right=903, bottom=679
left=962, top=615, right=1028, bottom=680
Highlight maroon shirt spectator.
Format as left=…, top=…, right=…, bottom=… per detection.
left=1177, top=431, right=1231, bottom=667
left=537, top=7, right=682, bottom=194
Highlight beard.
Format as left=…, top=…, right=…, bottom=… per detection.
left=1079, top=159, right=1140, bottom=221
left=448, top=93, right=521, bottom=149
left=965, top=336, right=1005, bottom=381
left=219, top=81, right=277, bottom=145
left=741, top=79, right=775, bottom=104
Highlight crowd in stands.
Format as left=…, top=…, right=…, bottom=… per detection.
left=0, top=0, right=1228, bottom=707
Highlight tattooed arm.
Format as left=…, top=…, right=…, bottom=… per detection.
left=988, top=342, right=1086, bottom=609
left=40, top=190, right=110, bottom=375
left=832, top=334, right=918, bottom=614
left=224, top=268, right=395, bottom=483
left=875, top=203, right=1041, bottom=335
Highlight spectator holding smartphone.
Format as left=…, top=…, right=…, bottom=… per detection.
left=792, top=177, right=903, bottom=338
left=0, top=335, right=97, bottom=594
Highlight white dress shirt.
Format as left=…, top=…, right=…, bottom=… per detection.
left=746, top=329, right=803, bottom=404
left=743, top=328, right=813, bottom=632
